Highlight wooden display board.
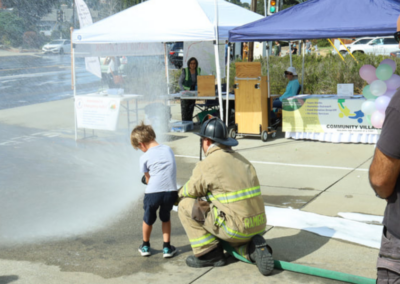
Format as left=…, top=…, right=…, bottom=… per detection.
left=234, top=62, right=269, bottom=135
left=197, top=75, right=215, bottom=97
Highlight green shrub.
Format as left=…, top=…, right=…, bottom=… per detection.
left=0, top=12, right=25, bottom=47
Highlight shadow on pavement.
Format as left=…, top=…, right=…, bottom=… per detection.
left=267, top=229, right=330, bottom=263
left=0, top=275, right=18, bottom=284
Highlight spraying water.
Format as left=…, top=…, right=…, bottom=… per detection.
left=0, top=31, right=173, bottom=245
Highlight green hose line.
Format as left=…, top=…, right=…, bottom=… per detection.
left=221, top=241, right=375, bottom=284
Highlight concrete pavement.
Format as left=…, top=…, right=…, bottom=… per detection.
left=0, top=97, right=383, bottom=283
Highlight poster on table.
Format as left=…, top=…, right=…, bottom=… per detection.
left=282, top=97, right=379, bottom=135
left=75, top=97, right=121, bottom=131
left=183, top=41, right=226, bottom=78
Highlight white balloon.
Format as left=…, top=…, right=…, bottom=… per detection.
left=370, top=80, right=387, bottom=97
left=361, top=100, right=376, bottom=115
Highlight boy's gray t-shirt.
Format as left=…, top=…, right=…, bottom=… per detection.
left=140, top=144, right=177, bottom=194
left=377, top=90, right=400, bottom=239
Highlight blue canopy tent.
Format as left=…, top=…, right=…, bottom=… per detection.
left=229, top=0, right=400, bottom=42
left=227, top=0, right=400, bottom=107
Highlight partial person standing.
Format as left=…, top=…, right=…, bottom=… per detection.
left=370, top=17, right=400, bottom=283
left=273, top=41, right=281, bottom=57
left=291, top=42, right=298, bottom=55
left=179, top=57, right=201, bottom=121
left=106, top=56, right=117, bottom=88
left=225, top=40, right=229, bottom=65
left=306, top=40, right=312, bottom=55
left=131, top=122, right=178, bottom=258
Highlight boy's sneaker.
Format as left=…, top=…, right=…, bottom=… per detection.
left=163, top=246, right=177, bottom=258
left=138, top=244, right=151, bottom=256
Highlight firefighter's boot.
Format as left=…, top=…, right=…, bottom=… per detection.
left=186, top=245, right=227, bottom=268
left=249, top=235, right=274, bottom=276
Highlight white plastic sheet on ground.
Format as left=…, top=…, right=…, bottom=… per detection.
left=265, top=206, right=382, bottom=249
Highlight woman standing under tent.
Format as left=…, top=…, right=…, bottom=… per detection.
left=179, top=57, right=201, bottom=122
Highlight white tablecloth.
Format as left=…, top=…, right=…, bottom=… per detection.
left=285, top=131, right=379, bottom=144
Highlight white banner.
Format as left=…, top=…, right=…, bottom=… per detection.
left=75, top=0, right=101, bottom=78
left=75, top=96, right=121, bottom=131
left=183, top=41, right=225, bottom=78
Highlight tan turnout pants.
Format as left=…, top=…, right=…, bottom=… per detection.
left=178, top=198, right=252, bottom=259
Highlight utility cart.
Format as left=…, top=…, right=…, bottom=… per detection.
left=230, top=62, right=277, bottom=142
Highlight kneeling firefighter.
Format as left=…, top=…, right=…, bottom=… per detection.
left=177, top=117, right=274, bottom=276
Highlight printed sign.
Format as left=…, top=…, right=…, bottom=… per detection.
left=282, top=97, right=379, bottom=134
left=75, top=0, right=101, bottom=78
left=75, top=96, right=121, bottom=131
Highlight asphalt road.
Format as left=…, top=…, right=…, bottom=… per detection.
left=0, top=53, right=100, bottom=110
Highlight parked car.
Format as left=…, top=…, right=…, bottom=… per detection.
left=390, top=50, right=400, bottom=57
left=349, top=36, right=399, bottom=55
left=168, top=42, right=183, bottom=69
left=42, top=39, right=71, bottom=54
left=332, top=37, right=374, bottom=55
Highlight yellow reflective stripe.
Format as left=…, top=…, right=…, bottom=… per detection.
left=207, top=186, right=261, bottom=204
left=213, top=186, right=260, bottom=198
left=189, top=233, right=217, bottom=248
left=212, top=207, right=265, bottom=240
left=181, top=181, right=196, bottom=198
left=238, top=244, right=246, bottom=258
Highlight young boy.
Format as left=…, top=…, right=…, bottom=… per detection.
left=131, top=122, right=178, bottom=258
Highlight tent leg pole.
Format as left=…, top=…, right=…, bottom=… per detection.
left=289, top=42, right=292, bottom=67
left=164, top=43, right=170, bottom=96
left=225, top=44, right=231, bottom=126
left=302, top=40, right=305, bottom=94
left=214, top=43, right=224, bottom=120
left=71, top=27, right=77, bottom=142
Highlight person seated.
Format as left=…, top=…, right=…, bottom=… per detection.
left=178, top=57, right=201, bottom=121
left=273, top=67, right=300, bottom=109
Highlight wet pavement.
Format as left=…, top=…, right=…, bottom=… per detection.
left=0, top=54, right=100, bottom=110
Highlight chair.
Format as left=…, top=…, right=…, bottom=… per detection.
left=297, top=84, right=302, bottom=95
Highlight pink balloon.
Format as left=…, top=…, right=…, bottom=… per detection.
left=385, top=74, right=400, bottom=90
left=359, top=65, right=378, bottom=82
left=371, top=111, right=385, bottom=128
left=375, top=95, right=391, bottom=114
left=382, top=89, right=397, bottom=99
left=380, top=59, right=397, bottom=72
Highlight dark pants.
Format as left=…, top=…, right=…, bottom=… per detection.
left=181, top=100, right=195, bottom=121
left=143, top=191, right=178, bottom=226
left=377, top=227, right=400, bottom=283
left=273, top=98, right=282, bottom=109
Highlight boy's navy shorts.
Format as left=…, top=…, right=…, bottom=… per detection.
left=143, top=191, right=178, bottom=226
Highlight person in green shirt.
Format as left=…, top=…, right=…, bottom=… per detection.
left=273, top=41, right=281, bottom=57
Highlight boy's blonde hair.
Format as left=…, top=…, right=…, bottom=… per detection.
left=130, top=122, right=156, bottom=149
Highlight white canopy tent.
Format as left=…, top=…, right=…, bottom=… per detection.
left=71, top=0, right=263, bottom=125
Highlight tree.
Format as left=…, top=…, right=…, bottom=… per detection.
left=0, top=11, right=25, bottom=47
left=2, top=0, right=59, bottom=28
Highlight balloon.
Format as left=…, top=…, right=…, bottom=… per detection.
left=380, top=59, right=397, bottom=72
left=385, top=74, right=400, bottom=90
left=361, top=100, right=376, bottom=115
left=359, top=65, right=378, bottom=82
left=370, top=80, right=387, bottom=97
left=376, top=64, right=394, bottom=81
left=375, top=95, right=391, bottom=114
left=362, top=85, right=376, bottom=100
left=382, top=89, right=397, bottom=99
left=365, top=115, right=372, bottom=126
left=371, top=111, right=385, bottom=128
